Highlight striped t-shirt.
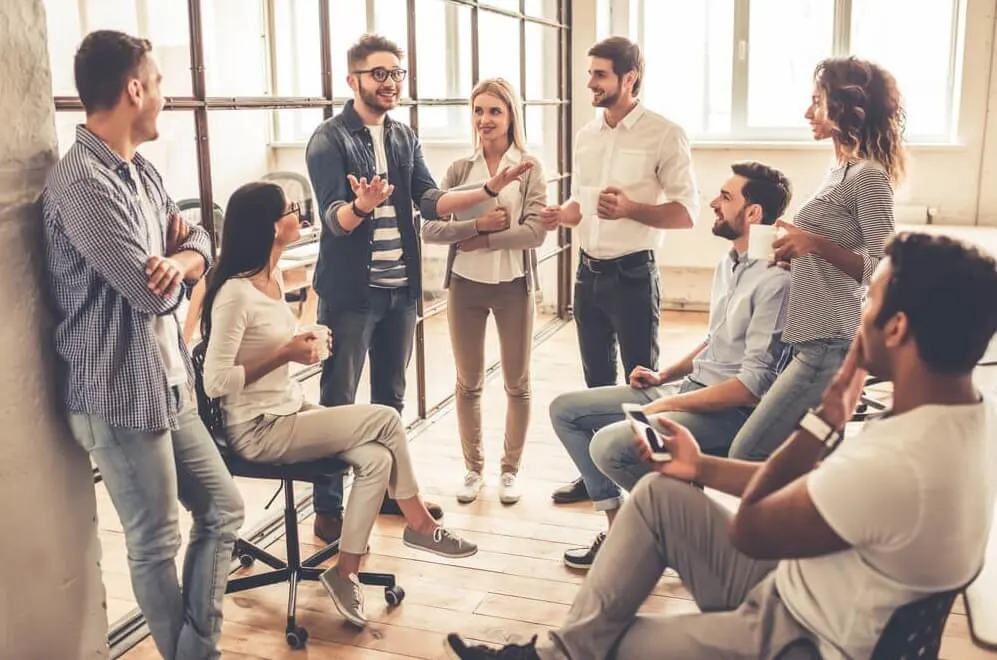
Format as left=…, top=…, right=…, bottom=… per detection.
left=783, top=160, right=895, bottom=345
left=367, top=124, right=407, bottom=288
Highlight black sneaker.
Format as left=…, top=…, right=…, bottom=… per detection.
left=563, top=532, right=605, bottom=570
left=444, top=633, right=539, bottom=659
left=380, top=493, right=444, bottom=520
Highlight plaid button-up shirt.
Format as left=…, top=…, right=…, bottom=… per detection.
left=42, top=125, right=213, bottom=431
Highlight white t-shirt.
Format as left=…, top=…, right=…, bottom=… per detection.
left=202, top=275, right=304, bottom=426
left=128, top=162, right=187, bottom=386
left=366, top=123, right=407, bottom=287
left=451, top=146, right=526, bottom=284
left=775, top=397, right=997, bottom=660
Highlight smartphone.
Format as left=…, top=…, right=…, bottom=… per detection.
left=621, top=403, right=672, bottom=462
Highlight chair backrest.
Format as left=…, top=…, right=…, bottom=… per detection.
left=177, top=197, right=226, bottom=244
left=870, top=586, right=963, bottom=659
left=190, top=340, right=228, bottom=453
left=262, top=171, right=315, bottom=225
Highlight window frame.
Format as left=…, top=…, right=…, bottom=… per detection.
left=630, top=0, right=965, bottom=144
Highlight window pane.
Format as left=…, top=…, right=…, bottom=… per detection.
left=525, top=0, right=560, bottom=19
left=642, top=0, right=734, bottom=136
left=747, top=0, right=834, bottom=129
left=331, top=0, right=368, bottom=97
left=203, top=0, right=268, bottom=95
left=596, top=0, right=611, bottom=40
left=850, top=0, right=955, bottom=138
left=273, top=0, right=322, bottom=97
left=418, top=106, right=472, bottom=145
left=479, top=12, right=521, bottom=85
left=275, top=108, right=325, bottom=144
left=373, top=0, right=411, bottom=99
left=482, top=0, right=519, bottom=12
left=415, top=0, right=472, bottom=99
left=44, top=0, right=193, bottom=97
left=524, top=104, right=559, bottom=183
left=525, top=23, right=559, bottom=100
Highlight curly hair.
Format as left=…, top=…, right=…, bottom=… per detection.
left=814, top=56, right=907, bottom=184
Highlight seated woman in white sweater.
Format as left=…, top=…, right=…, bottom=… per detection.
left=202, top=181, right=477, bottom=628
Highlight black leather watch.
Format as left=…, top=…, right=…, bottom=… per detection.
left=483, top=182, right=498, bottom=198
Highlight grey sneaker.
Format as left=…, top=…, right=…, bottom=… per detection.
left=319, top=568, right=367, bottom=628
left=403, top=525, right=478, bottom=559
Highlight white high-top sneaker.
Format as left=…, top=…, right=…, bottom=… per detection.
left=457, top=471, right=484, bottom=503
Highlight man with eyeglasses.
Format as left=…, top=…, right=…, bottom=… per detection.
left=305, top=34, right=531, bottom=543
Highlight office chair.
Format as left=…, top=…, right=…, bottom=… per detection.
left=190, top=341, right=405, bottom=649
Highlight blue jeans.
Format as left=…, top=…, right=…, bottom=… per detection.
left=550, top=379, right=752, bottom=512
left=68, top=388, right=244, bottom=660
left=316, top=286, right=418, bottom=513
left=728, top=338, right=851, bottom=460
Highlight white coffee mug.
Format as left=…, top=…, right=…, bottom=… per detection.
left=577, top=187, right=600, bottom=218
left=301, top=324, right=331, bottom=361
left=747, top=223, right=778, bottom=261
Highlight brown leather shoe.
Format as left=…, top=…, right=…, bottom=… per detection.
left=313, top=512, right=343, bottom=545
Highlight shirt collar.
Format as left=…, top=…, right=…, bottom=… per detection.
left=601, top=100, right=646, bottom=132
left=75, top=124, right=151, bottom=177
left=342, top=99, right=395, bottom=134
left=473, top=144, right=523, bottom=166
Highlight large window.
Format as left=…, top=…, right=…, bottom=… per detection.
left=634, top=0, right=964, bottom=142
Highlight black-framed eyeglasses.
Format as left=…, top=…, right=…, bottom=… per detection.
left=352, top=67, right=407, bottom=83
left=281, top=201, right=301, bottom=218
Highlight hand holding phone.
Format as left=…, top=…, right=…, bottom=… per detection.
left=622, top=403, right=672, bottom=462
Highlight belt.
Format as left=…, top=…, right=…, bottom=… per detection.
left=580, top=250, right=654, bottom=274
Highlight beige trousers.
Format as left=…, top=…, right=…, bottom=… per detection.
left=448, top=274, right=534, bottom=475
left=228, top=402, right=419, bottom=555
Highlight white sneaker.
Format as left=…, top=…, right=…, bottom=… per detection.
left=499, top=472, right=521, bottom=505
left=457, top=471, right=484, bottom=503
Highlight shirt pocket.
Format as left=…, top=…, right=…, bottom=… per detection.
left=612, top=149, right=649, bottom=187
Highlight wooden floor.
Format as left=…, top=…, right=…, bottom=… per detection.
left=100, top=311, right=996, bottom=659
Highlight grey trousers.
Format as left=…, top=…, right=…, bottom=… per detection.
left=540, top=475, right=818, bottom=660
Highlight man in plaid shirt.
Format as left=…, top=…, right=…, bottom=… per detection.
left=42, top=30, right=243, bottom=660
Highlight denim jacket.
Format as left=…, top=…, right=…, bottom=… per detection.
left=305, top=100, right=444, bottom=311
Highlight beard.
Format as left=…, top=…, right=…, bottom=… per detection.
left=711, top=210, right=745, bottom=240
left=594, top=89, right=620, bottom=108
left=360, top=85, right=398, bottom=113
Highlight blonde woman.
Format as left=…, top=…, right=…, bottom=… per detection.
left=422, top=78, right=549, bottom=505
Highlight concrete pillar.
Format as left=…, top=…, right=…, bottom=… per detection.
left=0, top=1, right=108, bottom=658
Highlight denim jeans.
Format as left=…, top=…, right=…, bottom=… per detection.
left=728, top=338, right=851, bottom=460
left=550, top=379, right=749, bottom=512
left=573, top=254, right=661, bottom=388
left=590, top=387, right=753, bottom=497
left=68, top=388, right=244, bottom=660
left=316, top=286, right=418, bottom=513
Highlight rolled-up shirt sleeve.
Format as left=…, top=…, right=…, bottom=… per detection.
left=177, top=222, right=213, bottom=281
left=305, top=131, right=352, bottom=237
left=737, top=273, right=791, bottom=399
left=853, top=167, right=896, bottom=285
left=202, top=282, right=248, bottom=399
left=656, top=124, right=700, bottom=223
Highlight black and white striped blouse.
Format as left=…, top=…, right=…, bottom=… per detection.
left=783, top=160, right=896, bottom=345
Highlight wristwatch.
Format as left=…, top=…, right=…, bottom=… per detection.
left=798, top=408, right=843, bottom=450
left=352, top=200, right=372, bottom=217
left=482, top=183, right=498, bottom=197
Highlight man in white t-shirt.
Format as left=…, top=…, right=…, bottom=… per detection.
left=444, top=231, right=997, bottom=660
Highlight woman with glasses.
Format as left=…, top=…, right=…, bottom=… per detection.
left=422, top=78, right=550, bottom=506
left=201, top=181, right=477, bottom=629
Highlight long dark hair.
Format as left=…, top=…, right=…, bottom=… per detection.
left=200, top=181, right=286, bottom=340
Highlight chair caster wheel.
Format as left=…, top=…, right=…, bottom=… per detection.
left=238, top=554, right=255, bottom=569
left=385, top=585, right=405, bottom=606
left=286, top=626, right=308, bottom=649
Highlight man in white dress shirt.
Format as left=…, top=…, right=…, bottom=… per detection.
left=543, top=36, right=700, bottom=504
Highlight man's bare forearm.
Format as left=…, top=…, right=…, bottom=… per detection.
left=630, top=201, right=693, bottom=229
left=696, top=456, right=761, bottom=498
left=172, top=250, right=207, bottom=282
left=739, top=430, right=824, bottom=506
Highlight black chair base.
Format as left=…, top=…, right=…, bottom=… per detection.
left=224, top=476, right=405, bottom=649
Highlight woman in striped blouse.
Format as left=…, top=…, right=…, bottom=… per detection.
left=728, top=56, right=906, bottom=460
